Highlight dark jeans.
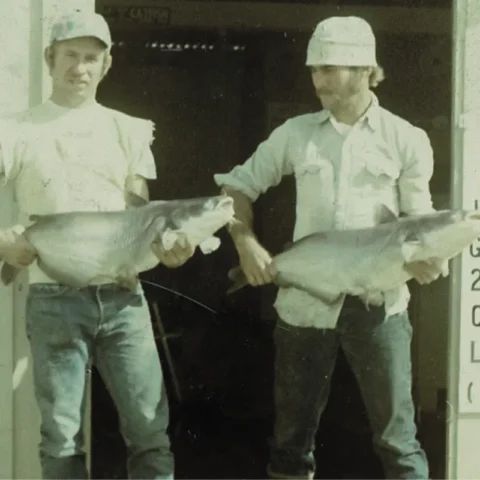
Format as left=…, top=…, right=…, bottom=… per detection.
left=26, top=283, right=174, bottom=479
left=268, top=295, right=428, bottom=480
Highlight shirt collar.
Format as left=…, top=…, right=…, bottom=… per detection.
left=314, top=92, right=381, bottom=131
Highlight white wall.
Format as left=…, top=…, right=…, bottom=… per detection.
left=447, top=0, right=480, bottom=478
left=0, top=1, right=94, bottom=478
left=412, top=193, right=451, bottom=414
left=0, top=2, right=34, bottom=477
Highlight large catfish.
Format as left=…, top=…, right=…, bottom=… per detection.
left=228, top=207, right=480, bottom=306
left=1, top=193, right=234, bottom=290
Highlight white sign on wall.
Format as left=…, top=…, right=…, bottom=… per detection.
left=451, top=0, right=480, bottom=412
left=458, top=195, right=480, bottom=413
left=456, top=109, right=480, bottom=413
left=448, top=1, right=480, bottom=478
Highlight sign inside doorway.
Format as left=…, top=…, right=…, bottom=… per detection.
left=101, top=5, right=170, bottom=25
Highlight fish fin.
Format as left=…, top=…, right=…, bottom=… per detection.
left=226, top=266, right=249, bottom=294
left=359, top=291, right=384, bottom=309
left=401, top=233, right=424, bottom=262
left=199, top=236, right=221, bottom=254
left=160, top=233, right=221, bottom=254
left=404, top=231, right=422, bottom=243
left=377, top=204, right=398, bottom=224
left=114, top=265, right=139, bottom=292
left=1, top=263, right=20, bottom=285
left=116, top=274, right=139, bottom=292
left=125, top=192, right=149, bottom=208
left=87, top=271, right=138, bottom=292
left=277, top=275, right=343, bottom=305
left=88, top=275, right=115, bottom=285
left=161, top=228, right=186, bottom=250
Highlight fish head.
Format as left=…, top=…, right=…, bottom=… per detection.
left=152, top=195, right=235, bottom=249
left=400, top=209, right=480, bottom=263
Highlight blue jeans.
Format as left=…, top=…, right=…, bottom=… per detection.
left=268, top=295, right=428, bottom=480
left=26, top=283, right=174, bottom=479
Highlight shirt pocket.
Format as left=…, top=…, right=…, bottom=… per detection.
left=294, top=157, right=336, bottom=229
left=352, top=154, right=400, bottom=197
left=294, top=158, right=334, bottom=197
left=294, top=156, right=334, bottom=182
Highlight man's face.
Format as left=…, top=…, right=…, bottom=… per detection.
left=310, top=65, right=369, bottom=111
left=47, top=37, right=111, bottom=101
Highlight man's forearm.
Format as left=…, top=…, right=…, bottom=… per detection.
left=0, top=225, right=26, bottom=255
left=221, top=186, right=257, bottom=248
left=125, top=174, right=149, bottom=202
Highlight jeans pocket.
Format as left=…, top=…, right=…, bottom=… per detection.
left=353, top=156, right=400, bottom=194
left=25, top=284, right=72, bottom=336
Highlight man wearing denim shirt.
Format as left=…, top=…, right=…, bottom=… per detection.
left=0, top=11, right=195, bottom=480
left=214, top=16, right=444, bottom=480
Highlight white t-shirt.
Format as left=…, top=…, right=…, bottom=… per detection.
left=329, top=116, right=354, bottom=137
left=0, top=100, right=157, bottom=283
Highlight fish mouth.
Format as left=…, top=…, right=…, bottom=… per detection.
left=217, top=195, right=234, bottom=209
left=201, top=195, right=234, bottom=213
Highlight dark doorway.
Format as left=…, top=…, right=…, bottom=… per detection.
left=90, top=25, right=436, bottom=479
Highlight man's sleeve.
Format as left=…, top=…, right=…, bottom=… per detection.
left=0, top=120, right=18, bottom=186
left=398, top=127, right=449, bottom=274
left=214, top=121, right=294, bottom=201
left=127, top=118, right=157, bottom=181
left=398, top=127, right=435, bottom=215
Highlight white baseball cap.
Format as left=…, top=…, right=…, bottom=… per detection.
left=306, top=16, right=377, bottom=67
left=49, top=11, right=112, bottom=49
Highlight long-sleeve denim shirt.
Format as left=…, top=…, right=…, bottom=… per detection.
left=214, top=94, right=436, bottom=329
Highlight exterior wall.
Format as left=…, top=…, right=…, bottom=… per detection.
left=448, top=0, right=480, bottom=478
left=0, top=1, right=94, bottom=478
left=0, top=2, right=34, bottom=477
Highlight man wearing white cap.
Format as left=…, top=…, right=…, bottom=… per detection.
left=214, top=16, right=436, bottom=480
left=0, top=10, right=194, bottom=480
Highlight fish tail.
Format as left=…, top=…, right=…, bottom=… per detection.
left=226, top=266, right=248, bottom=294
left=1, top=263, right=19, bottom=285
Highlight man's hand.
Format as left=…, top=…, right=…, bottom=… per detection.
left=404, top=258, right=448, bottom=285
left=221, top=187, right=275, bottom=286
left=0, top=225, right=37, bottom=268
left=152, top=236, right=196, bottom=268
left=236, top=235, right=277, bottom=286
